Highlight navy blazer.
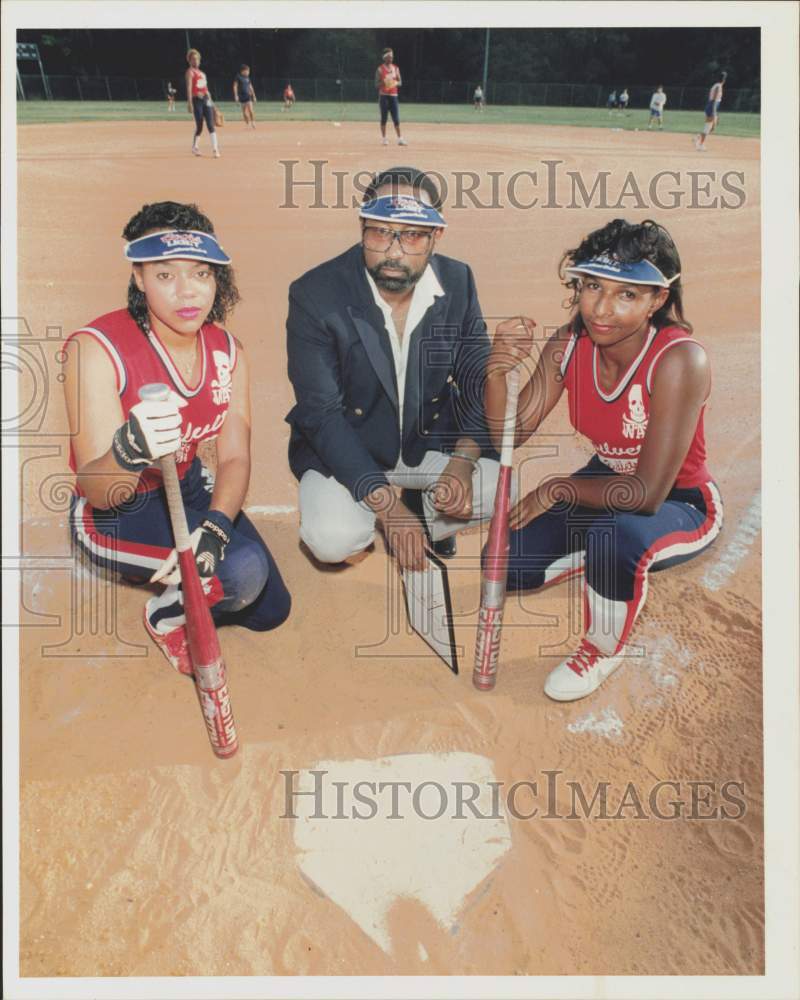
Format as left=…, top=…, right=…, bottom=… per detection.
left=285, top=243, right=496, bottom=501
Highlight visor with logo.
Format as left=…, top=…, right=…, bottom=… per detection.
left=124, top=230, right=232, bottom=264
left=359, top=195, right=446, bottom=229
left=565, top=256, right=679, bottom=288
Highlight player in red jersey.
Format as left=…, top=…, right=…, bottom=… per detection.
left=282, top=82, right=295, bottom=111
left=185, top=48, right=221, bottom=157
left=485, top=219, right=723, bottom=701
left=375, top=48, right=407, bottom=146
left=63, top=201, right=291, bottom=674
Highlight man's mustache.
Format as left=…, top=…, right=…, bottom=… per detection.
left=376, top=262, right=412, bottom=276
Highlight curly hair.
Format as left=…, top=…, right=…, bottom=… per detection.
left=122, top=201, right=240, bottom=333
left=559, top=218, right=690, bottom=333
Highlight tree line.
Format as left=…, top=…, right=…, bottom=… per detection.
left=17, top=27, right=759, bottom=90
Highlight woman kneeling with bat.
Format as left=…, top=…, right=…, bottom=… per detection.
left=485, top=219, right=723, bottom=702
left=64, top=201, right=291, bottom=675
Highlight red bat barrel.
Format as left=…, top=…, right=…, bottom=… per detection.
left=139, top=383, right=238, bottom=759
left=179, top=548, right=238, bottom=757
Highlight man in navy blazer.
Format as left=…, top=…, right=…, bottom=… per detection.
left=286, top=166, right=504, bottom=571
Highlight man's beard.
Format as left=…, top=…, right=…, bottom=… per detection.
left=367, top=260, right=424, bottom=293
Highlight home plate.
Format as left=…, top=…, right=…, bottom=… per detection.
left=291, top=752, right=511, bottom=954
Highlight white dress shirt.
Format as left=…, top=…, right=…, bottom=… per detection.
left=365, top=263, right=445, bottom=432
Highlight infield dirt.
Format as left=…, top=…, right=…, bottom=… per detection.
left=16, top=118, right=762, bottom=976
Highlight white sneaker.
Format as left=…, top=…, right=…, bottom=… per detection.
left=192, top=146, right=201, bottom=156
left=398, top=137, right=408, bottom=145
left=381, top=137, right=389, bottom=146
left=213, top=149, right=221, bottom=158
left=544, top=638, right=624, bottom=702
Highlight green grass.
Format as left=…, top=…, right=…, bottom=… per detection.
left=17, top=100, right=760, bottom=138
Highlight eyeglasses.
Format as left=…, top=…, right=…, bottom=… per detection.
left=362, top=226, right=434, bottom=255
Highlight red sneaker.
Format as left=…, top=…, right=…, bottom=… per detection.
left=143, top=611, right=193, bottom=676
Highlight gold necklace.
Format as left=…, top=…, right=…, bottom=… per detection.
left=145, top=320, right=199, bottom=382
left=174, top=342, right=199, bottom=382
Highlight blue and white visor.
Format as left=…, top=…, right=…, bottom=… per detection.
left=359, top=194, right=446, bottom=229
left=124, top=230, right=232, bottom=264
left=565, top=255, right=679, bottom=288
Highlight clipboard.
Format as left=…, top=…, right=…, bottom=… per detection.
left=401, top=544, right=460, bottom=674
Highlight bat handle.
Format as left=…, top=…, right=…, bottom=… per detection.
left=500, top=366, right=521, bottom=466
left=137, top=383, right=191, bottom=551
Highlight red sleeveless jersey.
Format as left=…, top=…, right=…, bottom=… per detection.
left=377, top=63, right=400, bottom=96
left=560, top=324, right=711, bottom=488
left=67, top=308, right=237, bottom=495
left=189, top=67, right=208, bottom=97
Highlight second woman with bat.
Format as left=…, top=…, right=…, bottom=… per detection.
left=63, top=201, right=291, bottom=675
left=485, top=219, right=723, bottom=702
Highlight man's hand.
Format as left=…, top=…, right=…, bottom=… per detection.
left=376, top=500, right=429, bottom=572
left=430, top=458, right=474, bottom=518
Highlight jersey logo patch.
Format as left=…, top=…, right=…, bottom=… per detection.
left=622, top=384, right=648, bottom=439
left=211, top=349, right=233, bottom=404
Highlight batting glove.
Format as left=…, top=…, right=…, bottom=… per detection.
left=150, top=510, right=233, bottom=585
left=112, top=392, right=187, bottom=471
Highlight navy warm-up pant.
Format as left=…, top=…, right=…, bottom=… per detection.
left=504, top=456, right=723, bottom=655
left=192, top=95, right=215, bottom=135
left=379, top=94, right=400, bottom=127
left=71, top=459, right=291, bottom=634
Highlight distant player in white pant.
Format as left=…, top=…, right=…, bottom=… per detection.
left=648, top=86, right=666, bottom=129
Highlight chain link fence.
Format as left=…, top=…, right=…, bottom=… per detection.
left=18, top=74, right=761, bottom=112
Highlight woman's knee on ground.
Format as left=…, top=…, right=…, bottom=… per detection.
left=218, top=538, right=270, bottom=611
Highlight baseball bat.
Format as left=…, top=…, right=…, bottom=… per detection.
left=472, top=366, right=521, bottom=691
left=138, top=384, right=239, bottom=759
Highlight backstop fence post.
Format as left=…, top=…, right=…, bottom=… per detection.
left=105, top=75, right=112, bottom=100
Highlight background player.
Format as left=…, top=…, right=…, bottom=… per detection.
left=473, top=84, right=485, bottom=111
left=695, top=70, right=727, bottom=149
left=607, top=88, right=617, bottom=114
left=375, top=47, right=407, bottom=146
left=485, top=219, right=723, bottom=701
left=617, top=87, right=630, bottom=114
left=282, top=81, right=295, bottom=111
left=63, top=201, right=291, bottom=675
left=233, top=64, right=257, bottom=128
left=648, top=85, right=667, bottom=128
left=166, top=81, right=176, bottom=112
left=185, top=48, right=220, bottom=157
